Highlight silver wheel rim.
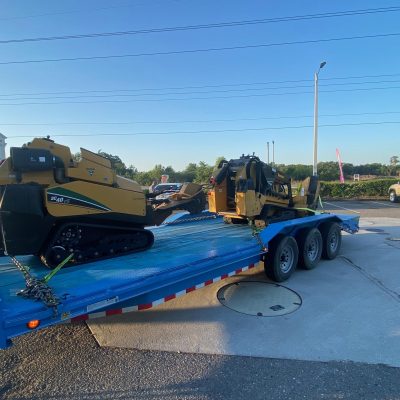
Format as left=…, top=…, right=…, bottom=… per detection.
left=329, top=231, right=339, bottom=252
left=280, top=245, right=294, bottom=273
left=307, top=236, right=319, bottom=261
left=390, top=192, right=395, bottom=202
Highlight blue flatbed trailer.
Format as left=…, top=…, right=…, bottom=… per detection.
left=0, top=212, right=359, bottom=349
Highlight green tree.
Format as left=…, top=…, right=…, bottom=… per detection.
left=390, top=156, right=399, bottom=166
left=163, top=166, right=177, bottom=182
left=135, top=171, right=153, bottom=186
left=97, top=151, right=129, bottom=176
left=194, top=161, right=213, bottom=184
left=279, top=164, right=312, bottom=180
left=125, top=165, right=138, bottom=180
left=181, top=163, right=197, bottom=182
left=72, top=152, right=81, bottom=162
left=148, top=164, right=164, bottom=183
left=390, top=156, right=399, bottom=176
left=317, top=162, right=341, bottom=181
left=214, top=156, right=226, bottom=167
left=354, top=163, right=388, bottom=176
left=342, top=163, right=354, bottom=178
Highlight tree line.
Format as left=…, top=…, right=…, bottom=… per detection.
left=278, top=161, right=400, bottom=181
left=94, top=151, right=400, bottom=185
left=97, top=151, right=225, bottom=185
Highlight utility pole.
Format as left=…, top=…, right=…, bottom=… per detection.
left=0, top=133, right=6, bottom=160
left=313, top=61, right=326, bottom=176
left=267, top=141, right=270, bottom=164
left=272, top=140, right=275, bottom=165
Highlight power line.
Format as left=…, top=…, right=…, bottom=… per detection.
left=1, top=7, right=399, bottom=44
left=1, top=85, right=400, bottom=105
left=323, top=79, right=400, bottom=87
left=0, top=80, right=313, bottom=97
left=322, top=72, right=400, bottom=81
left=6, top=121, right=400, bottom=139
left=2, top=73, right=400, bottom=97
left=0, top=0, right=179, bottom=22
left=2, top=79, right=400, bottom=102
left=1, top=32, right=399, bottom=66
left=0, top=90, right=313, bottom=105
left=1, top=111, right=400, bottom=126
left=0, top=84, right=315, bottom=101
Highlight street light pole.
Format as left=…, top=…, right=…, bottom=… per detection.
left=267, top=141, right=270, bottom=164
left=272, top=140, right=275, bottom=165
left=313, top=61, right=326, bottom=176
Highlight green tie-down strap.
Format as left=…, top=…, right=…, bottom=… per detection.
left=43, top=253, right=74, bottom=283
left=318, top=195, right=324, bottom=210
left=295, top=195, right=327, bottom=214
left=294, top=207, right=322, bottom=214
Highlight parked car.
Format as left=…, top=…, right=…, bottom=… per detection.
left=153, top=183, right=183, bottom=200
left=389, top=182, right=400, bottom=203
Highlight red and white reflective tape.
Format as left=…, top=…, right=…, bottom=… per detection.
left=70, top=263, right=256, bottom=322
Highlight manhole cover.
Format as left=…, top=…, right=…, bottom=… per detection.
left=360, top=220, right=375, bottom=226
left=217, top=281, right=302, bottom=317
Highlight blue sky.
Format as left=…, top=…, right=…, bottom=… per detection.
left=1, top=0, right=399, bottom=170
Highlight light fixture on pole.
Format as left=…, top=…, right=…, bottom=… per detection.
left=313, top=61, right=326, bottom=176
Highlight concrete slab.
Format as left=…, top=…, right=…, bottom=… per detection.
left=88, top=217, right=400, bottom=367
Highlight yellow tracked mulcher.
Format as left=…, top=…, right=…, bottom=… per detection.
left=208, top=155, right=320, bottom=226
left=0, top=137, right=206, bottom=268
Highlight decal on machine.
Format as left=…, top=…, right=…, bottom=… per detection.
left=47, top=187, right=111, bottom=211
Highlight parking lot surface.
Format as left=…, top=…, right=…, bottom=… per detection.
left=322, top=199, right=400, bottom=217
left=1, top=201, right=400, bottom=399
left=88, top=217, right=400, bottom=367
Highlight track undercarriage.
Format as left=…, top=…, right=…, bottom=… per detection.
left=40, top=222, right=154, bottom=268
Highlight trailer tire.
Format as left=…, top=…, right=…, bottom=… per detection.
left=264, top=236, right=298, bottom=282
left=320, top=222, right=342, bottom=260
left=297, top=228, right=323, bottom=270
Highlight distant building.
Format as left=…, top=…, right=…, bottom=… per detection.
left=0, top=133, right=6, bottom=160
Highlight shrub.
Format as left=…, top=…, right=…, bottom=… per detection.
left=320, top=179, right=398, bottom=199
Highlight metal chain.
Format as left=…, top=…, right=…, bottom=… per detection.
left=250, top=224, right=268, bottom=252
left=10, top=257, right=60, bottom=310
left=9, top=257, right=30, bottom=280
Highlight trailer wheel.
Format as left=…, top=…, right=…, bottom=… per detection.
left=320, top=222, right=342, bottom=260
left=297, top=228, right=323, bottom=270
left=264, top=236, right=299, bottom=282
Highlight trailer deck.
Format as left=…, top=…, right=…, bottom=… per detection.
left=0, top=212, right=359, bottom=349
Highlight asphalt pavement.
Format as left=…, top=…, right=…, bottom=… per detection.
left=322, top=199, right=400, bottom=218
left=1, top=200, right=400, bottom=400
